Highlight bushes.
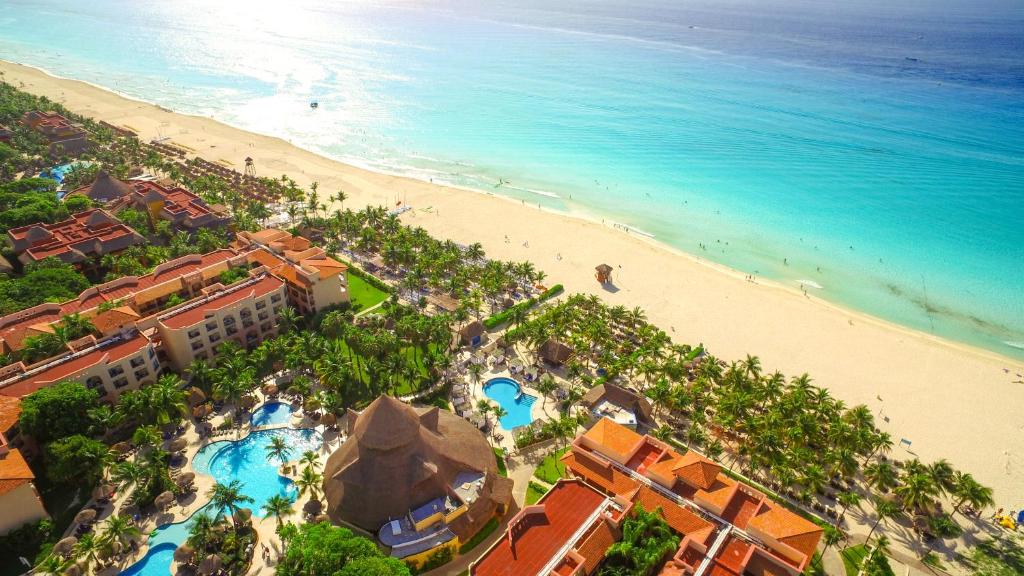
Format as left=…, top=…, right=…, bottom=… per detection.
left=458, top=518, right=499, bottom=554
left=526, top=482, right=549, bottom=505
left=0, top=519, right=54, bottom=568
left=483, top=284, right=563, bottom=329
left=348, top=264, right=393, bottom=294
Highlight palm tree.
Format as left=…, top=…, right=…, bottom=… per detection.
left=864, top=461, right=899, bottom=494
left=950, top=472, right=993, bottom=517
left=295, top=466, right=323, bottom=503
left=821, top=524, right=843, bottom=555
left=837, top=492, right=861, bottom=520
left=266, top=436, right=293, bottom=466
left=864, top=497, right=899, bottom=544
left=147, top=373, right=188, bottom=426
left=927, top=459, right=956, bottom=496
left=895, top=473, right=939, bottom=513
left=72, top=533, right=102, bottom=573
left=299, top=450, right=320, bottom=471
left=207, top=480, right=254, bottom=526
left=186, top=510, right=217, bottom=560
left=262, top=494, right=294, bottom=527
left=475, top=399, right=492, bottom=429
left=99, top=514, right=141, bottom=555
left=467, top=362, right=484, bottom=393
left=491, top=406, right=508, bottom=431
left=535, top=375, right=558, bottom=411
left=132, top=425, right=161, bottom=452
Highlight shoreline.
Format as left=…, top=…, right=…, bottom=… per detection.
left=1, top=59, right=1021, bottom=500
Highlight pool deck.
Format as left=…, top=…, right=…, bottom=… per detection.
left=84, top=390, right=343, bottom=576
left=469, top=367, right=562, bottom=452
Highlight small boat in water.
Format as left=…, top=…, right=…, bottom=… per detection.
left=310, top=101, right=319, bottom=109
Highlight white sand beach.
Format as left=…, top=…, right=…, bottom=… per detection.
left=2, top=60, right=1020, bottom=501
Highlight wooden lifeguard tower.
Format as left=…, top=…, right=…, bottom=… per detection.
left=595, top=263, right=613, bottom=284
left=244, top=156, right=256, bottom=178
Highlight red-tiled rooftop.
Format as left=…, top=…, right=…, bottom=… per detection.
left=158, top=275, right=283, bottom=330
left=714, top=537, right=752, bottom=575
left=0, top=448, right=35, bottom=496
left=0, top=333, right=150, bottom=398
left=562, top=450, right=640, bottom=497
left=8, top=209, right=143, bottom=263
left=632, top=485, right=716, bottom=539
left=472, top=480, right=606, bottom=576
left=721, top=490, right=761, bottom=530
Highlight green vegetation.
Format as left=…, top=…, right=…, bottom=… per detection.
left=803, top=552, right=826, bottom=576
left=0, top=519, right=54, bottom=576
left=840, top=544, right=894, bottom=576
left=276, top=521, right=410, bottom=576
left=482, top=284, right=563, bottom=329
left=184, top=507, right=256, bottom=576
left=0, top=178, right=67, bottom=232
left=0, top=258, right=91, bottom=316
left=534, top=447, right=569, bottom=484
left=965, top=535, right=1024, bottom=576
left=458, top=518, right=499, bottom=554
left=346, top=268, right=390, bottom=312
left=44, top=434, right=109, bottom=486
left=218, top=265, right=252, bottom=286
left=494, top=447, right=507, bottom=477
left=411, top=546, right=453, bottom=574
left=526, top=482, right=549, bottom=505
left=598, top=505, right=680, bottom=576
left=18, top=381, right=100, bottom=443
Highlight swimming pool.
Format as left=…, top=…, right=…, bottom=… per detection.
left=482, top=377, right=537, bottom=430
left=250, top=401, right=294, bottom=427
left=122, top=428, right=321, bottom=576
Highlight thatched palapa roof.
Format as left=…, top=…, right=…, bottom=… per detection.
left=538, top=338, right=573, bottom=365
left=69, top=171, right=133, bottom=204
left=580, top=383, right=654, bottom=423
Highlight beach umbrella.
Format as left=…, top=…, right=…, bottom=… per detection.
left=303, top=499, right=323, bottom=515
left=321, top=413, right=337, bottom=427
left=92, top=483, right=115, bottom=500
left=240, top=395, right=256, bottom=409
left=174, top=543, right=195, bottom=564
left=198, top=554, right=222, bottom=575
left=169, top=438, right=188, bottom=453
left=192, top=403, right=212, bottom=419
left=154, top=491, right=176, bottom=510
left=174, top=472, right=196, bottom=488
left=52, top=536, right=77, bottom=556
left=509, top=358, right=524, bottom=371
left=73, top=509, right=97, bottom=525
left=262, top=383, right=279, bottom=395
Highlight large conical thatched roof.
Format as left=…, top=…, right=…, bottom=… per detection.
left=71, top=171, right=133, bottom=203
left=324, top=396, right=499, bottom=531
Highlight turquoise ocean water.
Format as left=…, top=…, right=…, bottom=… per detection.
left=1, top=0, right=1022, bottom=358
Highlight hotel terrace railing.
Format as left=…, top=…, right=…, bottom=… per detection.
left=534, top=497, right=620, bottom=576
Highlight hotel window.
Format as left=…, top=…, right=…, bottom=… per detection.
left=85, top=376, right=103, bottom=391
left=239, top=308, right=252, bottom=318
left=246, top=333, right=258, bottom=343
left=188, top=329, right=201, bottom=339
left=134, top=369, right=149, bottom=380
left=113, top=377, right=130, bottom=389
left=191, top=341, right=204, bottom=351
left=242, top=318, right=254, bottom=329
left=130, top=356, right=145, bottom=368
left=152, top=359, right=160, bottom=371
left=195, top=351, right=208, bottom=360
left=260, top=322, right=272, bottom=332
left=148, top=348, right=157, bottom=359
left=255, top=301, right=266, bottom=310
left=108, top=366, right=124, bottom=378
left=209, top=333, right=221, bottom=344
left=223, top=316, right=236, bottom=326
left=273, top=306, right=282, bottom=315
left=270, top=294, right=282, bottom=303
left=205, top=322, right=218, bottom=331
left=226, top=326, right=238, bottom=336
left=258, top=311, right=269, bottom=321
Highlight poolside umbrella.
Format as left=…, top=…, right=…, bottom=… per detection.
left=240, top=395, right=257, bottom=409
left=262, top=383, right=278, bottom=395
left=169, top=438, right=188, bottom=453
left=321, top=413, right=337, bottom=427
left=52, top=536, right=77, bottom=556
left=174, top=543, right=195, bottom=564
left=174, top=472, right=196, bottom=488
left=198, top=554, right=222, bottom=575
left=303, top=499, right=323, bottom=516
left=187, top=387, right=206, bottom=407
left=471, top=351, right=485, bottom=365
left=111, top=441, right=131, bottom=455
left=192, top=403, right=212, bottom=419
left=73, top=509, right=97, bottom=525
left=154, top=491, right=176, bottom=510
left=92, top=483, right=115, bottom=500
left=232, top=508, right=253, bottom=526
left=509, top=358, right=524, bottom=371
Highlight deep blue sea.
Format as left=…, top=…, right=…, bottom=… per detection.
left=1, top=0, right=1022, bottom=358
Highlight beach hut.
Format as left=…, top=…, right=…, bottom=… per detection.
left=67, top=171, right=133, bottom=204
left=175, top=472, right=196, bottom=490
left=459, top=320, right=486, bottom=347
left=168, top=438, right=188, bottom=453
left=595, top=263, right=613, bottom=284
left=538, top=338, right=574, bottom=366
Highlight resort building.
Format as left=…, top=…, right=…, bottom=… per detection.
left=470, top=479, right=628, bottom=576
left=0, top=397, right=48, bottom=535
left=67, top=170, right=134, bottom=204
left=21, top=110, right=90, bottom=157
left=7, top=208, right=146, bottom=266
left=324, top=396, right=513, bottom=569
left=459, top=320, right=486, bottom=347
left=557, top=418, right=823, bottom=576
left=0, top=234, right=349, bottom=399
left=67, top=174, right=232, bottom=231
left=579, top=383, right=654, bottom=430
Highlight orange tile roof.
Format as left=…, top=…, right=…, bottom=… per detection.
left=632, top=486, right=715, bottom=537
left=159, top=275, right=283, bottom=330
left=562, top=451, right=639, bottom=496
left=746, top=504, right=822, bottom=562
left=0, top=396, right=21, bottom=433
left=472, top=480, right=607, bottom=576
left=0, top=448, right=35, bottom=496
left=89, top=307, right=140, bottom=334
left=582, top=418, right=643, bottom=460
left=696, top=476, right=737, bottom=511
left=574, top=519, right=617, bottom=574
left=672, top=451, right=722, bottom=490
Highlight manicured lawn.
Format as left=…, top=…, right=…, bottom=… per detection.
left=346, top=270, right=389, bottom=313
left=459, top=518, right=499, bottom=554
left=803, top=553, right=826, bottom=576
left=841, top=544, right=894, bottom=576
left=494, top=448, right=507, bottom=477
left=533, top=447, right=569, bottom=484
left=526, top=482, right=549, bottom=505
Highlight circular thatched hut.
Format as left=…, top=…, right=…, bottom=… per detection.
left=323, top=396, right=512, bottom=541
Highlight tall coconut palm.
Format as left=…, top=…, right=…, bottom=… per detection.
left=266, top=436, right=292, bottom=466
left=895, top=473, right=939, bottom=513
left=207, top=480, right=254, bottom=526
left=295, top=466, right=323, bottom=503
left=262, top=494, right=294, bottom=527
left=950, top=472, right=994, bottom=517
left=299, top=450, right=320, bottom=471
left=864, top=497, right=899, bottom=544
left=864, top=462, right=899, bottom=494
left=99, top=514, right=141, bottom=555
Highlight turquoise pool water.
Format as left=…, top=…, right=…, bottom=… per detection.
left=122, top=427, right=321, bottom=576
left=250, top=401, right=294, bottom=427
left=483, top=378, right=537, bottom=431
